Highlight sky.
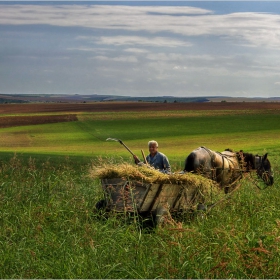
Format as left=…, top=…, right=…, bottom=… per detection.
left=1, top=1, right=280, bottom=98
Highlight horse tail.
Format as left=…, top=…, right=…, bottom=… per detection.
left=184, top=152, right=196, bottom=172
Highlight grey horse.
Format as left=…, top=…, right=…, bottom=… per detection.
left=184, top=146, right=273, bottom=193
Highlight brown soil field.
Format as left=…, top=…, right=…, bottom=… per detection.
left=1, top=102, right=280, bottom=115
left=0, top=114, right=78, bottom=128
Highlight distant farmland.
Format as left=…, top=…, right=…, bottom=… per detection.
left=0, top=101, right=280, bottom=164
left=1, top=101, right=280, bottom=115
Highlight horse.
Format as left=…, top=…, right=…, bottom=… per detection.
left=184, top=146, right=274, bottom=193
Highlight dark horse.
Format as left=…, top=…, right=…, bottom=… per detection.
left=184, top=146, right=274, bottom=193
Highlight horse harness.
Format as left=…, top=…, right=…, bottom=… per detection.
left=201, top=147, right=271, bottom=189
left=201, top=146, right=244, bottom=183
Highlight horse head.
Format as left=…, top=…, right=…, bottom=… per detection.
left=239, top=151, right=274, bottom=186
left=256, top=153, right=274, bottom=186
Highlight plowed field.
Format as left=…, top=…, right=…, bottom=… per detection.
left=1, top=102, right=280, bottom=115
left=0, top=114, right=77, bottom=128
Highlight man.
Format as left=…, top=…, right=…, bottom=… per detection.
left=134, top=140, right=171, bottom=174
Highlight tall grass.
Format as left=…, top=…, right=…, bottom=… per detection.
left=1, top=155, right=280, bottom=278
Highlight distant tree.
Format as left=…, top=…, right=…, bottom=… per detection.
left=164, top=100, right=167, bottom=103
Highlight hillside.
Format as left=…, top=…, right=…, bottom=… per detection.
left=1, top=93, right=280, bottom=104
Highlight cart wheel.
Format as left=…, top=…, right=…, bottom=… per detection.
left=197, top=203, right=207, bottom=211
left=96, top=199, right=107, bottom=210
left=153, top=206, right=170, bottom=227
left=196, top=203, right=207, bottom=220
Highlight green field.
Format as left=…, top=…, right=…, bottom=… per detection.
left=1, top=109, right=280, bottom=166
left=1, top=108, right=280, bottom=278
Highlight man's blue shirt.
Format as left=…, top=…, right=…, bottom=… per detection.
left=146, top=152, right=171, bottom=173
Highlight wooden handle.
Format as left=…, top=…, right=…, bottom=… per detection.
left=141, top=149, right=148, bottom=164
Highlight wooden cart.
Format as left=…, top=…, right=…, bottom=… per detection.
left=96, top=177, right=216, bottom=226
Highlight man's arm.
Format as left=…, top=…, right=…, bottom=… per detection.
left=163, top=155, right=171, bottom=173
left=133, top=155, right=141, bottom=164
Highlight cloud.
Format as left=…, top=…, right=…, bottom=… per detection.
left=1, top=4, right=280, bottom=49
left=93, top=55, right=138, bottom=63
left=146, top=53, right=217, bottom=62
left=96, top=36, right=192, bottom=48
left=0, top=4, right=212, bottom=28
left=124, top=48, right=150, bottom=53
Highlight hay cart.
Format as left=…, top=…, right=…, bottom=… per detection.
left=96, top=139, right=226, bottom=226
left=96, top=176, right=221, bottom=226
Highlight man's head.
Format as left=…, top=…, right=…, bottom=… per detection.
left=148, top=140, right=158, bottom=156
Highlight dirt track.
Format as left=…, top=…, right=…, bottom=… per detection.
left=1, top=102, right=280, bottom=115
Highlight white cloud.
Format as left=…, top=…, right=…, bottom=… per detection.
left=96, top=36, right=192, bottom=48
left=1, top=4, right=280, bottom=49
left=124, top=48, right=150, bottom=53
left=93, top=55, right=138, bottom=63
left=146, top=53, right=217, bottom=62
left=0, top=4, right=212, bottom=28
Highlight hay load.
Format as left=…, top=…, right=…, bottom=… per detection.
left=91, top=163, right=225, bottom=213
left=92, top=163, right=219, bottom=188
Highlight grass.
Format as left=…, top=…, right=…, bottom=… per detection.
left=1, top=108, right=280, bottom=278
left=0, top=155, right=280, bottom=278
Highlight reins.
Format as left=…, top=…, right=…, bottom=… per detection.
left=235, top=153, right=272, bottom=190
left=248, top=155, right=272, bottom=190
left=249, top=172, right=270, bottom=190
